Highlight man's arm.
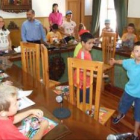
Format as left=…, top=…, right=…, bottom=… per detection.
left=21, top=23, right=27, bottom=42
left=40, top=23, right=47, bottom=42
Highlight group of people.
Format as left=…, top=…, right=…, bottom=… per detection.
left=0, top=2, right=140, bottom=140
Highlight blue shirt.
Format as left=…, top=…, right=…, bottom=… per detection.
left=123, top=59, right=140, bottom=98
left=21, top=19, right=46, bottom=42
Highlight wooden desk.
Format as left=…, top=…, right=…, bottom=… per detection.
left=5, top=64, right=114, bottom=139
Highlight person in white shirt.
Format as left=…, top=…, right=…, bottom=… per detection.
left=60, top=10, right=77, bottom=38
left=0, top=16, right=12, bottom=51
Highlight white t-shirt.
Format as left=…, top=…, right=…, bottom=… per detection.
left=61, top=20, right=76, bottom=36
left=0, top=29, right=10, bottom=51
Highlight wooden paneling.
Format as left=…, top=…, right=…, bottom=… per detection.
left=4, top=17, right=50, bottom=31
left=84, top=15, right=92, bottom=31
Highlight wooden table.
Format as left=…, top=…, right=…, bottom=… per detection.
left=5, top=64, right=114, bottom=139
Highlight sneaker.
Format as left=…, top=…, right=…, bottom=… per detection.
left=132, top=134, right=139, bottom=140
left=112, top=114, right=125, bottom=124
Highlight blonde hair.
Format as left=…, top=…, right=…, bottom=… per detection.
left=0, top=85, right=17, bottom=111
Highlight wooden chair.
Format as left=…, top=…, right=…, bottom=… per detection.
left=102, top=32, right=116, bottom=86
left=40, top=44, right=60, bottom=88
left=67, top=58, right=115, bottom=126
left=20, top=42, right=40, bottom=81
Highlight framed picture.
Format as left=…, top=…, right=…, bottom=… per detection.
left=0, top=0, right=32, bottom=13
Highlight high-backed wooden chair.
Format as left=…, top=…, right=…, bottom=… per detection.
left=20, top=42, right=40, bottom=81
left=68, top=58, right=115, bottom=126
left=102, top=32, right=116, bottom=86
left=40, top=44, right=60, bottom=88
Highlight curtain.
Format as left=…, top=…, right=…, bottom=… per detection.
left=91, top=0, right=101, bottom=37
left=114, top=0, right=128, bottom=37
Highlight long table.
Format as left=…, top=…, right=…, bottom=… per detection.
left=4, top=63, right=114, bottom=139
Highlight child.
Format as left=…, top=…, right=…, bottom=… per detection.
left=122, top=23, right=138, bottom=48
left=110, top=42, right=140, bottom=140
left=0, top=16, right=12, bottom=51
left=74, top=32, right=94, bottom=103
left=0, top=85, right=49, bottom=140
left=98, top=19, right=113, bottom=40
left=46, top=24, right=62, bottom=44
left=73, top=26, right=89, bottom=57
left=60, top=10, right=77, bottom=38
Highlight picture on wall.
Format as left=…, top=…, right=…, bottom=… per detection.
left=0, top=0, right=32, bottom=13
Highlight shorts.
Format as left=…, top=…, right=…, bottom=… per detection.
left=119, top=91, right=140, bottom=122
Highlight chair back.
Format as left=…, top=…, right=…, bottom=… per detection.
left=102, top=32, right=116, bottom=64
left=20, top=42, right=40, bottom=81
left=40, top=44, right=49, bottom=87
left=68, top=58, right=103, bottom=121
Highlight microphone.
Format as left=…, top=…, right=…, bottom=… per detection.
left=107, top=132, right=132, bottom=140
left=53, top=93, right=71, bottom=119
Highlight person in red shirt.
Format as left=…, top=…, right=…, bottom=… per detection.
left=74, top=32, right=94, bottom=103
left=0, top=85, right=48, bottom=140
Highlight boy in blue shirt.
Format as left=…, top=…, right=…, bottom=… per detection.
left=110, top=42, right=140, bottom=140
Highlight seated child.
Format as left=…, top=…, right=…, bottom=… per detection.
left=0, top=85, right=49, bottom=140
left=100, top=19, right=113, bottom=38
left=74, top=24, right=89, bottom=57
left=74, top=32, right=94, bottom=103
left=122, top=23, right=138, bottom=48
left=109, top=42, right=140, bottom=140
left=46, top=24, right=62, bottom=44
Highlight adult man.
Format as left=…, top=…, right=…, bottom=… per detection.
left=21, top=9, right=46, bottom=44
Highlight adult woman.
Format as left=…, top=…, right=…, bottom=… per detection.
left=0, top=16, right=12, bottom=51
left=48, top=3, right=63, bottom=27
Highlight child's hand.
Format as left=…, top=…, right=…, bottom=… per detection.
left=109, top=58, right=115, bottom=66
left=30, top=109, right=44, bottom=118
left=40, top=119, right=49, bottom=130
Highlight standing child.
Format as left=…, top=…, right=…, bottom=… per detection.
left=0, top=16, right=12, bottom=51
left=0, top=85, right=49, bottom=140
left=110, top=42, right=140, bottom=140
left=74, top=32, right=94, bottom=103
left=46, top=24, right=62, bottom=44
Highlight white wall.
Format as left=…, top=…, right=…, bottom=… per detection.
left=0, top=0, right=66, bottom=19
left=128, top=0, right=140, bottom=18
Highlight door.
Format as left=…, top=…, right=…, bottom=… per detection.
left=66, top=0, right=85, bottom=27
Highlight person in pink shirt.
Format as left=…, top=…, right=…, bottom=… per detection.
left=48, top=3, right=63, bottom=29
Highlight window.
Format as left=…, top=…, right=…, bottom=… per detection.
left=99, top=0, right=116, bottom=35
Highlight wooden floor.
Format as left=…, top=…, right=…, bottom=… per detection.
left=104, top=84, right=139, bottom=134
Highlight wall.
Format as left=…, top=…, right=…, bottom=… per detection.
left=0, top=0, right=66, bottom=18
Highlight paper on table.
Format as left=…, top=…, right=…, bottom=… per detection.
left=18, top=90, right=33, bottom=99
left=18, top=96, right=35, bottom=110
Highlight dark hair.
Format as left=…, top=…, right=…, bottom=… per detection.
left=27, top=9, right=35, bottom=14
left=51, top=24, right=58, bottom=30
left=52, top=3, right=59, bottom=13
left=0, top=16, right=6, bottom=31
left=128, top=23, right=135, bottom=29
left=81, top=32, right=93, bottom=43
left=134, top=41, right=140, bottom=47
